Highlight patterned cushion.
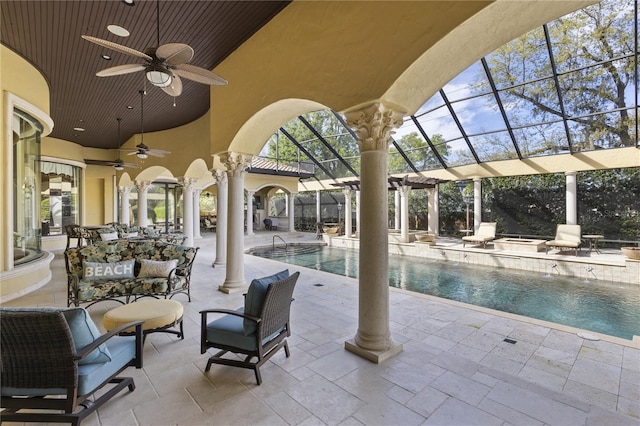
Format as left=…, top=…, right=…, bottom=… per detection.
left=138, top=259, right=178, bottom=278
left=83, top=259, right=135, bottom=279
left=243, top=269, right=289, bottom=335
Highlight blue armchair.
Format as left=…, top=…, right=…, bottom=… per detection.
left=200, top=271, right=299, bottom=385
left=0, top=307, right=143, bottom=425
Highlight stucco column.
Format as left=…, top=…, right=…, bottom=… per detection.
left=119, top=186, right=132, bottom=225
left=427, top=187, right=439, bottom=235
left=316, top=190, right=322, bottom=224
left=344, top=102, right=404, bottom=363
left=213, top=170, right=228, bottom=267
left=178, top=178, right=195, bottom=247
left=193, top=189, right=202, bottom=240
left=394, top=190, right=401, bottom=230
left=565, top=171, right=578, bottom=225
left=219, top=152, right=252, bottom=293
left=135, top=181, right=150, bottom=228
left=399, top=185, right=411, bottom=242
left=473, top=178, right=482, bottom=232
left=288, top=192, right=296, bottom=231
left=246, top=190, right=255, bottom=236
left=355, top=190, right=361, bottom=237
left=343, top=189, right=353, bottom=237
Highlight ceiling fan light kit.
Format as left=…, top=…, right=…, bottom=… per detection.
left=82, top=0, right=227, bottom=98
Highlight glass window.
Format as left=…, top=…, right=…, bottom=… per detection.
left=40, top=161, right=81, bottom=236
left=13, top=109, right=43, bottom=265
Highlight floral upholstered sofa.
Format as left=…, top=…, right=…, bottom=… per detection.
left=64, top=240, right=198, bottom=307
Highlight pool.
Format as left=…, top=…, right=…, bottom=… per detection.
left=249, top=245, right=640, bottom=340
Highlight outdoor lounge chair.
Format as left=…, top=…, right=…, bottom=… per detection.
left=200, top=270, right=299, bottom=385
left=0, top=307, right=143, bottom=425
left=462, top=222, right=496, bottom=248
left=545, top=224, right=581, bottom=256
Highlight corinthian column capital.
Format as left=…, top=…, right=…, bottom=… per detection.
left=212, top=169, right=228, bottom=185
left=344, top=103, right=405, bottom=152
left=135, top=180, right=151, bottom=193
left=218, top=152, right=253, bottom=178
left=178, top=177, right=197, bottom=190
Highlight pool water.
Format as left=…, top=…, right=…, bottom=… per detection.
left=250, top=245, right=640, bottom=340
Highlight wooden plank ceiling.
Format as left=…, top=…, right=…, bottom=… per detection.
left=1, top=0, right=289, bottom=149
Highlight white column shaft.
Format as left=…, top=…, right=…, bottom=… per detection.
left=316, top=190, right=321, bottom=223
left=288, top=193, right=296, bottom=231
left=400, top=186, right=411, bottom=242
left=246, top=190, right=254, bottom=236
left=214, top=173, right=228, bottom=266
left=193, top=189, right=202, bottom=239
left=135, top=181, right=150, bottom=228
left=355, top=190, right=361, bottom=237
left=394, top=190, right=401, bottom=230
left=566, top=171, right=578, bottom=225
left=473, top=178, right=482, bottom=231
left=344, top=189, right=353, bottom=237
left=427, top=187, right=439, bottom=235
left=181, top=181, right=194, bottom=247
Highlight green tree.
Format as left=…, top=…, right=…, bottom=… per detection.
left=389, top=132, right=449, bottom=173
left=484, top=0, right=636, bottom=150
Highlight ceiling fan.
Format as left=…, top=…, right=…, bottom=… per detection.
left=85, top=118, right=140, bottom=170
left=120, top=90, right=171, bottom=159
left=81, top=0, right=227, bottom=97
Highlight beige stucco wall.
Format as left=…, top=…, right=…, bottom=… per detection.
left=1, top=45, right=53, bottom=295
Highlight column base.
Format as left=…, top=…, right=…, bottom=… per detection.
left=344, top=338, right=403, bottom=364
left=212, top=260, right=225, bottom=268
left=218, top=284, right=248, bottom=294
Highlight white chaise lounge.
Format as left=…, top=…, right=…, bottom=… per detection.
left=545, top=224, right=581, bottom=256
left=462, top=222, right=496, bottom=248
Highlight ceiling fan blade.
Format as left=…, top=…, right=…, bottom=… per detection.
left=96, top=64, right=146, bottom=77
left=150, top=149, right=171, bottom=154
left=145, top=151, right=166, bottom=158
left=126, top=151, right=138, bottom=156
left=174, top=64, right=227, bottom=85
left=81, top=35, right=152, bottom=61
left=162, top=74, right=183, bottom=96
left=156, top=43, right=194, bottom=65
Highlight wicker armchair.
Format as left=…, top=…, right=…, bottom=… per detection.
left=200, top=271, right=299, bottom=385
left=0, top=308, right=143, bottom=425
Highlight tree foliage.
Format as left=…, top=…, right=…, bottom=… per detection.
left=484, top=0, right=636, bottom=151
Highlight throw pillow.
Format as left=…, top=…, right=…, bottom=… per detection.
left=62, top=308, right=112, bottom=365
left=100, top=231, right=119, bottom=241
left=124, top=231, right=138, bottom=238
left=243, top=269, right=289, bottom=335
left=138, top=259, right=178, bottom=278
left=83, top=259, right=135, bottom=279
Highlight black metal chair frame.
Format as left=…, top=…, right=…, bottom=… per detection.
left=1, top=311, right=143, bottom=426
left=200, top=272, right=299, bottom=385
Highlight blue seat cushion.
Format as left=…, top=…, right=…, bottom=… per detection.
left=208, top=309, right=285, bottom=352
left=77, top=335, right=136, bottom=395
left=243, top=269, right=288, bottom=335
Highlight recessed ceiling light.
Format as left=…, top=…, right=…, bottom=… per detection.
left=107, top=24, right=130, bottom=37
left=123, top=0, right=134, bottom=5
left=73, top=127, right=85, bottom=132
left=101, top=54, right=111, bottom=60
left=127, top=105, right=134, bottom=109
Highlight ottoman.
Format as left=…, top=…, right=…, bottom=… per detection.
left=103, top=299, right=184, bottom=340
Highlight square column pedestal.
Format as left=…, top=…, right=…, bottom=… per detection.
left=345, top=339, right=403, bottom=363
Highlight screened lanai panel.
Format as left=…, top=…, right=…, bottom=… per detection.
left=468, top=132, right=519, bottom=162
left=412, top=108, right=464, bottom=146
left=497, top=79, right=563, bottom=128
left=449, top=94, right=509, bottom=135
left=546, top=1, right=634, bottom=74
left=442, top=138, right=477, bottom=167
left=568, top=111, right=636, bottom=151
left=512, top=122, right=570, bottom=157
left=486, top=27, right=553, bottom=89
left=440, top=62, right=490, bottom=101
left=414, top=91, right=446, bottom=116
